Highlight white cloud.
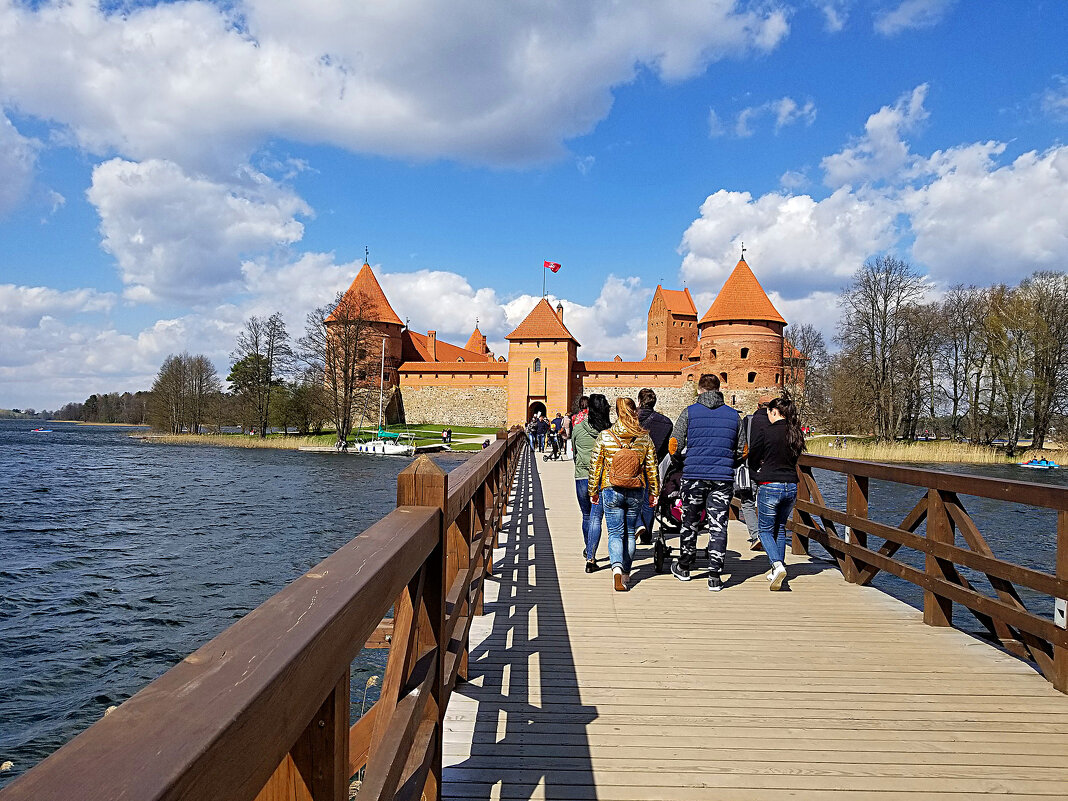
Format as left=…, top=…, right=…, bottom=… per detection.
left=0, top=284, right=115, bottom=327
left=874, top=0, right=956, bottom=36
left=679, top=186, right=899, bottom=297
left=821, top=83, right=928, bottom=187
left=0, top=0, right=791, bottom=171
left=814, top=1, right=850, bottom=32
left=1041, top=75, right=1068, bottom=122
left=87, top=158, right=311, bottom=303
left=734, top=96, right=816, bottom=137
left=0, top=112, right=37, bottom=215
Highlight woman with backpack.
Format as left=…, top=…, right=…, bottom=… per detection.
left=746, top=396, right=806, bottom=591
left=588, top=397, right=660, bottom=592
left=573, top=394, right=611, bottom=573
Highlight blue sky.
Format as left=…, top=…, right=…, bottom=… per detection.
left=1, top=0, right=1066, bottom=409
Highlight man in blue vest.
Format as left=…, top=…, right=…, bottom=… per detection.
left=668, top=374, right=743, bottom=591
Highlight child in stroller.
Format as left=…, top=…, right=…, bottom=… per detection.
left=651, top=458, right=710, bottom=573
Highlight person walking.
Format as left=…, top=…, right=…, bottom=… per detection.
left=636, top=388, right=672, bottom=544
left=589, top=397, right=660, bottom=592
left=668, top=374, right=743, bottom=591
left=737, top=395, right=773, bottom=552
left=536, top=413, right=549, bottom=452
left=573, top=394, right=611, bottom=572
left=560, top=410, right=573, bottom=460
left=572, top=396, right=590, bottom=427
left=748, top=396, right=805, bottom=591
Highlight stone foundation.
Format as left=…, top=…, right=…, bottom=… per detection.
left=399, top=386, right=508, bottom=428
left=581, top=380, right=697, bottom=423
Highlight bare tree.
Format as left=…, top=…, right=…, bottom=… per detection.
left=1019, top=271, right=1068, bottom=448
left=229, top=313, right=292, bottom=438
left=298, top=291, right=379, bottom=445
left=983, top=285, right=1035, bottom=457
left=837, top=256, right=927, bottom=441
left=784, top=323, right=828, bottom=423
left=186, top=354, right=222, bottom=434
left=936, top=285, right=987, bottom=439
left=148, top=353, right=221, bottom=433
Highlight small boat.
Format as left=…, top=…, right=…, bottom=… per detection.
left=30, top=428, right=53, bottom=433
left=1018, top=458, right=1059, bottom=469
left=349, top=430, right=415, bottom=457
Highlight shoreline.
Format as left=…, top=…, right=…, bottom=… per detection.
left=806, top=436, right=1066, bottom=465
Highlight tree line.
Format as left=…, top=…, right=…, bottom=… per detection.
left=792, top=257, right=1068, bottom=455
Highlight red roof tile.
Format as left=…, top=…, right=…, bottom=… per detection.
left=505, top=298, right=580, bottom=344
left=657, top=286, right=698, bottom=317
left=699, top=259, right=786, bottom=325
left=464, top=326, right=489, bottom=355
left=402, top=330, right=494, bottom=363
left=327, top=263, right=403, bottom=326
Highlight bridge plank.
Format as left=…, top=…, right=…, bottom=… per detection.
left=442, top=452, right=1068, bottom=799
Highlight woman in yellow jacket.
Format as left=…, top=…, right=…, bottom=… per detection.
left=589, top=397, right=660, bottom=591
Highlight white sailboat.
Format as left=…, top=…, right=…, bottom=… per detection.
left=350, top=340, right=415, bottom=457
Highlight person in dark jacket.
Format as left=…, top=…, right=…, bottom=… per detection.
left=737, top=395, right=773, bottom=551
left=535, top=414, right=549, bottom=452
left=668, top=374, right=743, bottom=591
left=747, top=396, right=805, bottom=591
left=636, top=388, right=672, bottom=543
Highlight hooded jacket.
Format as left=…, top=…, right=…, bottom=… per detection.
left=588, top=421, right=661, bottom=498
left=670, top=391, right=743, bottom=482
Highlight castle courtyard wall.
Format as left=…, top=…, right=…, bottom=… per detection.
left=399, top=385, right=508, bottom=427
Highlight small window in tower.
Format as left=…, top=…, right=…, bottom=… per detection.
left=741, top=347, right=749, bottom=359
left=711, top=349, right=717, bottom=360
left=732, top=395, right=737, bottom=405
left=358, top=369, right=367, bottom=381
left=679, top=337, right=684, bottom=344
left=533, top=358, right=541, bottom=372
left=720, top=372, right=728, bottom=384
left=653, top=354, right=658, bottom=361
left=775, top=372, right=780, bottom=383
left=655, top=336, right=658, bottom=345
left=679, top=354, right=685, bottom=360
left=748, top=371, right=757, bottom=383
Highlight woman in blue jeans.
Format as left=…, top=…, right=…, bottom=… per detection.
left=572, top=395, right=611, bottom=572
left=746, top=397, right=805, bottom=591
left=588, top=397, right=660, bottom=592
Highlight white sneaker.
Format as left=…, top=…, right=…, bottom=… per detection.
left=764, top=568, right=775, bottom=581
left=768, top=563, right=787, bottom=591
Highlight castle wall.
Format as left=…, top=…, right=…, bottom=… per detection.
left=399, top=385, right=508, bottom=427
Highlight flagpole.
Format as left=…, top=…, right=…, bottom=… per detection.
left=542, top=262, right=546, bottom=298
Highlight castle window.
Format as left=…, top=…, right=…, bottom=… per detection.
left=732, top=395, right=737, bottom=405
left=533, top=358, right=541, bottom=372
left=679, top=354, right=685, bottom=360
left=748, top=371, right=757, bottom=384
left=741, top=347, right=749, bottom=359
left=457, top=357, right=465, bottom=362
left=653, top=354, right=657, bottom=361
left=720, top=372, right=728, bottom=384
left=679, top=337, right=684, bottom=344
left=775, top=372, right=780, bottom=383
left=710, top=349, right=717, bottom=360
left=655, top=336, right=658, bottom=345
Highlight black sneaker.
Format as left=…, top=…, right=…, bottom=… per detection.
left=670, top=561, right=691, bottom=582
left=707, top=574, right=723, bottom=592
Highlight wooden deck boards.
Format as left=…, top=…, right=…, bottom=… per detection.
left=442, top=450, right=1068, bottom=799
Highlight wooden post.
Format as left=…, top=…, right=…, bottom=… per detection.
left=924, top=488, right=954, bottom=627
left=844, top=474, right=869, bottom=583
left=791, top=464, right=811, bottom=556
left=395, top=456, right=447, bottom=801
left=290, top=672, right=350, bottom=801
left=1055, top=511, right=1068, bottom=693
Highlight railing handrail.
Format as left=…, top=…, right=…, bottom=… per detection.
left=800, top=453, right=1068, bottom=510
left=792, top=453, right=1068, bottom=694
left=1, top=431, right=525, bottom=801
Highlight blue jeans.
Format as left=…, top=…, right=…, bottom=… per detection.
left=600, top=486, right=644, bottom=574
left=757, top=482, right=798, bottom=565
left=575, top=479, right=604, bottom=560
left=638, top=497, right=655, bottom=534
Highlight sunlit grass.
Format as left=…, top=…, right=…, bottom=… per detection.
left=807, top=436, right=1068, bottom=465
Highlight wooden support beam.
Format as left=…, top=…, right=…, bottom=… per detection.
left=1055, top=510, right=1068, bottom=693
left=924, top=489, right=955, bottom=627
left=843, top=474, right=868, bottom=583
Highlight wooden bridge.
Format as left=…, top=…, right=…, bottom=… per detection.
left=3, top=432, right=1067, bottom=801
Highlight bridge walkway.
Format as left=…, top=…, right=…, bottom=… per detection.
left=442, top=449, right=1068, bottom=800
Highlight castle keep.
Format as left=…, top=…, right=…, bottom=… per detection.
left=330, top=257, right=799, bottom=428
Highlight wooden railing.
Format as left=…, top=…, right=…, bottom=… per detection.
left=791, top=454, right=1068, bottom=693
left=1, top=430, right=525, bottom=801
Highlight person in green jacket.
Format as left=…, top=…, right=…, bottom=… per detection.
left=573, top=394, right=611, bottom=572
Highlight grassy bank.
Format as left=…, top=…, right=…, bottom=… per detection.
left=807, top=436, right=1067, bottom=464
left=132, top=433, right=330, bottom=450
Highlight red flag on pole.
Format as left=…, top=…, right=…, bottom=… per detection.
left=543, top=260, right=561, bottom=273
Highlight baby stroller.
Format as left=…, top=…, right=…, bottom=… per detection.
left=543, top=428, right=564, bottom=461
left=651, top=459, right=709, bottom=573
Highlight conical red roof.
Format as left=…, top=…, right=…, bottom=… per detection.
left=699, top=259, right=785, bottom=325
left=464, top=325, right=488, bottom=354
left=505, top=298, right=580, bottom=344
left=326, top=262, right=403, bottom=326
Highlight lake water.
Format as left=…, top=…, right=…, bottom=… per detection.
left=0, top=420, right=469, bottom=787
left=1, top=422, right=1065, bottom=787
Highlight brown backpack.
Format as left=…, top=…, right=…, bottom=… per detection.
left=607, top=431, right=644, bottom=489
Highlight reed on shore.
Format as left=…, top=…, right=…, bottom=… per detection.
left=807, top=436, right=1067, bottom=464
left=132, top=433, right=328, bottom=450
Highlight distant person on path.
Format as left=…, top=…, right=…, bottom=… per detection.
left=668, top=374, right=742, bottom=591
left=573, top=394, right=611, bottom=573
left=536, top=414, right=549, bottom=452
left=589, top=397, right=660, bottom=592
left=560, top=410, right=573, bottom=460
left=737, top=395, right=773, bottom=552
left=636, top=388, right=672, bottom=544
left=747, top=397, right=805, bottom=591
left=525, top=417, right=537, bottom=451
left=548, top=412, right=564, bottom=459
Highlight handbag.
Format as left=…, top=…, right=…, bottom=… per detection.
left=734, top=414, right=754, bottom=495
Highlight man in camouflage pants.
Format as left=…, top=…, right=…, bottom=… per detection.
left=668, top=374, right=744, bottom=591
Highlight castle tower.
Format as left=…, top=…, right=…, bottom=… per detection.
left=690, top=257, right=786, bottom=410
left=327, top=261, right=405, bottom=385
left=464, top=324, right=491, bottom=358
left=645, top=286, right=698, bottom=363
left=504, top=298, right=580, bottom=426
